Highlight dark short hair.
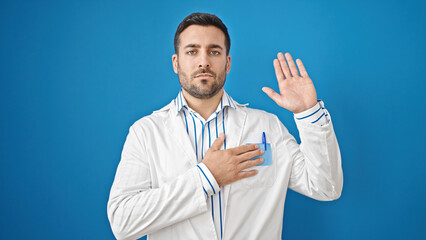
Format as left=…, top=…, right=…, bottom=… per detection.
left=174, top=13, right=230, bottom=55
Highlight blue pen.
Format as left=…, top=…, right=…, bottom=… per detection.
left=262, top=132, right=266, bottom=151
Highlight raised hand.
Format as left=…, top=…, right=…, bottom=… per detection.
left=262, top=52, right=317, bottom=113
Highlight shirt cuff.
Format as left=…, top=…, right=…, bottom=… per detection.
left=294, top=100, right=330, bottom=126
left=196, top=163, right=220, bottom=198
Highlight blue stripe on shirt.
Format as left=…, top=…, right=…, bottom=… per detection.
left=196, top=165, right=216, bottom=194
left=226, top=93, right=236, bottom=109
left=296, top=106, right=323, bottom=120
left=200, top=119, right=205, bottom=159
left=202, top=187, right=208, bottom=197
left=311, top=112, right=325, bottom=123
left=191, top=113, right=198, bottom=160
left=208, top=121, right=211, bottom=148
left=222, top=109, right=226, bottom=149
left=215, top=116, right=218, bottom=138
left=219, top=191, right=223, bottom=239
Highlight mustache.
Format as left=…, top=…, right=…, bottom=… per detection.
left=191, top=68, right=216, bottom=78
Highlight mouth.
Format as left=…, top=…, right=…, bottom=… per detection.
left=195, top=74, right=213, bottom=78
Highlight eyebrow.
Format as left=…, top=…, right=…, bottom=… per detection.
left=183, top=44, right=224, bottom=50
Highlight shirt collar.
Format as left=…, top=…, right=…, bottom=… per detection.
left=175, top=89, right=237, bottom=116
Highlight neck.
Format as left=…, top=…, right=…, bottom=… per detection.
left=182, top=89, right=224, bottom=121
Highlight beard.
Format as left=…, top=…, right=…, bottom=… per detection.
left=177, top=63, right=227, bottom=99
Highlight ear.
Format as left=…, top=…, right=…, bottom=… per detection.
left=172, top=54, right=178, bottom=74
left=226, top=54, right=231, bottom=74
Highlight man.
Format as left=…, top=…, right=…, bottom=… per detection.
left=107, top=12, right=343, bottom=240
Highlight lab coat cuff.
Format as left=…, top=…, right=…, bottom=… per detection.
left=294, top=100, right=330, bottom=127
left=197, top=163, right=220, bottom=198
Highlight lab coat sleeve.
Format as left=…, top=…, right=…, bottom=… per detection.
left=276, top=102, right=343, bottom=201
left=107, top=125, right=208, bottom=240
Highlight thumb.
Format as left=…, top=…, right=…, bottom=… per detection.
left=210, top=133, right=225, bottom=151
left=262, top=87, right=282, bottom=105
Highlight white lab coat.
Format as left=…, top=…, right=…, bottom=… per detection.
left=107, top=99, right=343, bottom=240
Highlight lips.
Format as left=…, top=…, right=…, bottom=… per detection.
left=195, top=74, right=213, bottom=78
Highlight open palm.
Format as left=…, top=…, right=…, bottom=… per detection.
left=262, top=52, right=317, bottom=114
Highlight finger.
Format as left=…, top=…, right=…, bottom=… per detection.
left=296, top=59, right=309, bottom=78
left=277, top=52, right=291, bottom=78
left=231, top=143, right=259, bottom=155
left=210, top=133, right=225, bottom=151
left=285, top=52, right=300, bottom=77
left=237, top=169, right=258, bottom=179
left=238, top=158, right=264, bottom=171
left=262, top=87, right=281, bottom=105
left=237, top=148, right=264, bottom=162
left=273, top=59, right=285, bottom=82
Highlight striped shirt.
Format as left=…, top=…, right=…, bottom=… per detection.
left=174, top=90, right=329, bottom=239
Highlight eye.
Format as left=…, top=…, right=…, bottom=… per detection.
left=210, top=50, right=220, bottom=55
left=187, top=50, right=196, bottom=55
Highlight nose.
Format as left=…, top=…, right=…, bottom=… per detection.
left=198, top=52, right=210, bottom=68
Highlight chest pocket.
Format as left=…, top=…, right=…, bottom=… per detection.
left=231, top=142, right=277, bottom=189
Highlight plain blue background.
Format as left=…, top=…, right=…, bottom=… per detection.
left=1, top=0, right=425, bottom=239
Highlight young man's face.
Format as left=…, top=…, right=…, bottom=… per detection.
left=173, top=25, right=231, bottom=99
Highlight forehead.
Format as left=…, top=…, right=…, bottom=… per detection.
left=179, top=25, right=226, bottom=48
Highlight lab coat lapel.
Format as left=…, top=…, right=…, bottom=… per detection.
left=164, top=104, right=197, bottom=166
left=223, top=106, right=247, bottom=229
